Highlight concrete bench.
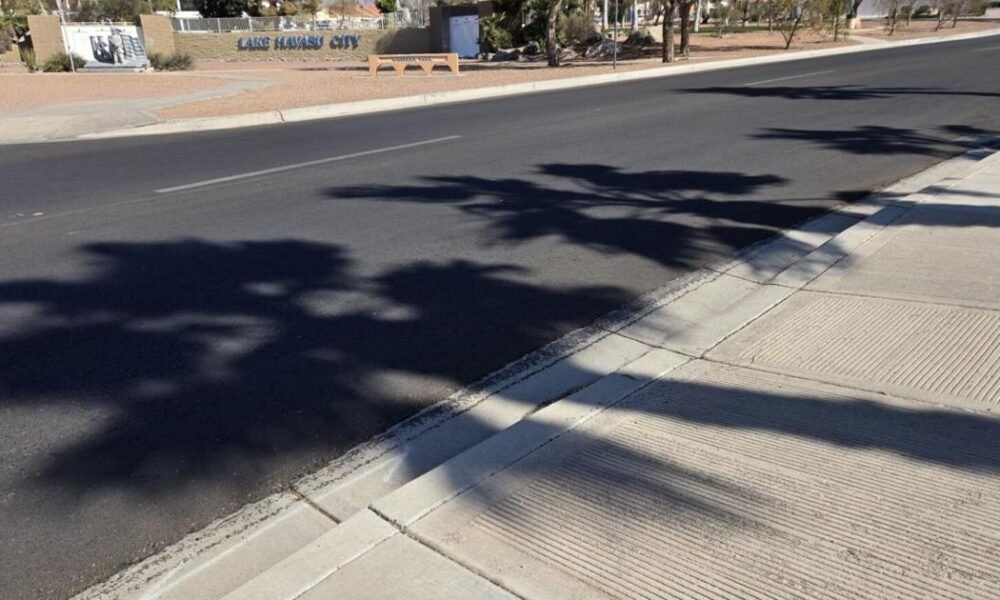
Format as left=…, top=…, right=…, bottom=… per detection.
left=368, top=53, right=460, bottom=77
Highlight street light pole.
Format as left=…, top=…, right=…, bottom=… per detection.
left=53, top=0, right=76, bottom=72
left=612, top=0, right=618, bottom=69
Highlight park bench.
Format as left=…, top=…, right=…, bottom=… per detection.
left=368, top=53, right=460, bottom=77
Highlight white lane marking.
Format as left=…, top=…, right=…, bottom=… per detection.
left=970, top=46, right=1000, bottom=53
left=154, top=135, right=462, bottom=194
left=742, top=70, right=835, bottom=87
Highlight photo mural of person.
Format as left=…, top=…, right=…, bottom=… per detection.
left=72, top=25, right=148, bottom=68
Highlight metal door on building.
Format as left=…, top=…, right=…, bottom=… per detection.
left=448, top=15, right=479, bottom=59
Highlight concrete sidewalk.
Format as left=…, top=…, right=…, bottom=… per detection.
left=176, top=148, right=1000, bottom=599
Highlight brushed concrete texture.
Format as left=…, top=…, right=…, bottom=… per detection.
left=806, top=169, right=1000, bottom=309
left=709, top=291, right=1000, bottom=411
left=408, top=360, right=1000, bottom=599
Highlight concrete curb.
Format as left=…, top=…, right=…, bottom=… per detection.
left=79, top=28, right=1000, bottom=141
left=72, top=144, right=1000, bottom=600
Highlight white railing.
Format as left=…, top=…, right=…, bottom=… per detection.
left=170, top=14, right=410, bottom=33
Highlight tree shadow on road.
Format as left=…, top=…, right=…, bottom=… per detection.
left=325, top=165, right=848, bottom=272
left=754, top=124, right=998, bottom=157
left=0, top=240, right=633, bottom=493
left=678, top=84, right=1000, bottom=102
left=0, top=165, right=820, bottom=494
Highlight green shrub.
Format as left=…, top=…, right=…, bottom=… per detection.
left=147, top=52, right=165, bottom=70
left=913, top=4, right=933, bottom=16
left=479, top=13, right=513, bottom=52
left=165, top=53, right=193, bottom=70
left=561, top=14, right=601, bottom=47
left=149, top=52, right=194, bottom=71
left=623, top=28, right=654, bottom=46
left=41, top=52, right=87, bottom=72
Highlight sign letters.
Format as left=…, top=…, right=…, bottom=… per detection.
left=236, top=34, right=361, bottom=51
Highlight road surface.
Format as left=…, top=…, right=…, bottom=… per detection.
left=1, top=35, right=999, bottom=599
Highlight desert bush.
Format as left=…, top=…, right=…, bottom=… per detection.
left=479, top=13, right=513, bottom=52
left=623, top=28, right=655, bottom=46
left=41, top=52, right=86, bottom=72
left=561, top=14, right=601, bottom=47
left=21, top=48, right=37, bottom=72
left=149, top=52, right=194, bottom=71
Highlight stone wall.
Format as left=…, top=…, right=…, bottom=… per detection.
left=27, top=15, right=63, bottom=63
left=174, top=28, right=431, bottom=61
left=139, top=14, right=176, bottom=56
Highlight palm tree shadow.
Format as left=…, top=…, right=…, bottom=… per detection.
left=324, top=164, right=851, bottom=271
left=0, top=240, right=634, bottom=492
left=678, top=85, right=1000, bottom=102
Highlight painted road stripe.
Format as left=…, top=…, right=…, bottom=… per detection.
left=154, top=135, right=462, bottom=194
left=970, top=46, right=1000, bottom=53
left=742, top=70, right=835, bottom=87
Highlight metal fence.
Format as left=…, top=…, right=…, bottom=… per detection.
left=170, top=14, right=410, bottom=33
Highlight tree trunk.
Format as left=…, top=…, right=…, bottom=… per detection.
left=662, top=4, right=675, bottom=62
left=833, top=13, right=840, bottom=40
left=547, top=0, right=563, bottom=67
left=784, top=12, right=804, bottom=49
left=679, top=1, right=691, bottom=55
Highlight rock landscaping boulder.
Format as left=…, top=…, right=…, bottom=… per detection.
left=584, top=39, right=619, bottom=58
left=491, top=47, right=522, bottom=61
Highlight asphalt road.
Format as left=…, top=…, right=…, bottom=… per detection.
left=2, top=35, right=999, bottom=599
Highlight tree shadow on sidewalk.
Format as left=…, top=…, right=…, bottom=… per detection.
left=399, top=358, right=1000, bottom=598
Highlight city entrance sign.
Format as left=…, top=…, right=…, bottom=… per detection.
left=236, top=34, right=362, bottom=51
